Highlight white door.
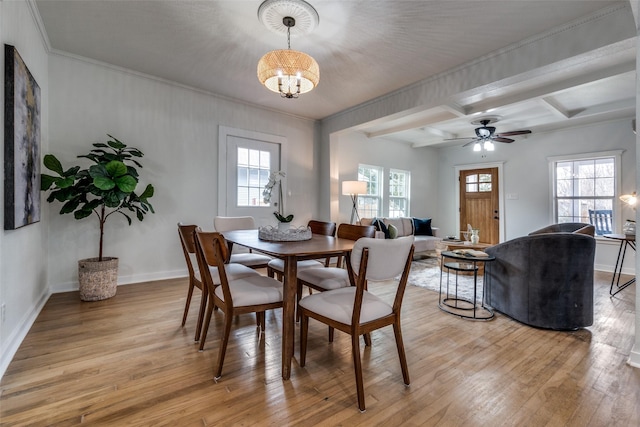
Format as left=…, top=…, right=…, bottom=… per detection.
left=218, top=127, right=287, bottom=227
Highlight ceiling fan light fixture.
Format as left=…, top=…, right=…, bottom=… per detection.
left=257, top=1, right=320, bottom=99
left=484, top=140, right=495, bottom=151
left=473, top=142, right=482, bottom=152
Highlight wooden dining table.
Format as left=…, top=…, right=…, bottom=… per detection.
left=221, top=229, right=357, bottom=380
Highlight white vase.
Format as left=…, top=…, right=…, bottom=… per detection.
left=470, top=229, right=480, bottom=244
left=278, top=222, right=290, bottom=232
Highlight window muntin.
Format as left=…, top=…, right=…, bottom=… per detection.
left=236, top=147, right=271, bottom=207
left=466, top=173, right=492, bottom=193
left=553, top=157, right=615, bottom=225
left=389, top=169, right=410, bottom=218
left=357, top=165, right=383, bottom=219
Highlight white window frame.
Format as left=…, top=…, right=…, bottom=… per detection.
left=357, top=164, right=383, bottom=219
left=548, top=150, right=623, bottom=234
left=388, top=168, right=411, bottom=218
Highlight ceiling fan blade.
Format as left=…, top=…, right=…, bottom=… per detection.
left=462, top=138, right=481, bottom=147
left=493, top=137, right=514, bottom=143
left=496, top=130, right=531, bottom=137
left=443, top=136, right=475, bottom=141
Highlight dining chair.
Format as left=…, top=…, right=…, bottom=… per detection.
left=299, top=236, right=415, bottom=412
left=194, top=230, right=283, bottom=379
left=296, top=223, right=375, bottom=332
left=178, top=223, right=260, bottom=346
left=177, top=223, right=207, bottom=342
left=213, top=216, right=272, bottom=269
left=266, top=219, right=337, bottom=280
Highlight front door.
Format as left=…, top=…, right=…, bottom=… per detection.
left=459, top=167, right=499, bottom=244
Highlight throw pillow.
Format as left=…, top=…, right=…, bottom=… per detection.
left=372, top=218, right=390, bottom=238
left=388, top=224, right=398, bottom=239
left=413, top=217, right=433, bottom=236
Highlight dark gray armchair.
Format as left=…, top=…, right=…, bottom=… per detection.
left=484, top=223, right=595, bottom=330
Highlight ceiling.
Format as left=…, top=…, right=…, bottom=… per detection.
left=34, top=0, right=636, bottom=148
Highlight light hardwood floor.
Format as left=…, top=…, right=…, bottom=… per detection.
left=1, top=269, right=638, bottom=426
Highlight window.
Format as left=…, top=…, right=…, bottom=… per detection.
left=465, top=172, right=493, bottom=193
left=389, top=169, right=410, bottom=217
left=551, top=152, right=620, bottom=228
left=236, top=147, right=271, bottom=207
left=357, top=165, right=383, bottom=218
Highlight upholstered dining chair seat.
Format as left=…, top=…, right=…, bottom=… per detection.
left=213, top=275, right=283, bottom=307
left=298, top=287, right=392, bottom=325
left=191, top=256, right=259, bottom=284
left=296, top=267, right=350, bottom=291
left=267, top=258, right=324, bottom=274
left=229, top=252, right=272, bottom=268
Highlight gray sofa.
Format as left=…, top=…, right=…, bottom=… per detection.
left=360, top=217, right=441, bottom=253
left=484, top=223, right=596, bottom=330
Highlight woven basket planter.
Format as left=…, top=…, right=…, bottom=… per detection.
left=78, top=257, right=118, bottom=301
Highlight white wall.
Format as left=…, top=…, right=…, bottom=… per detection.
left=46, top=54, right=317, bottom=290
left=0, top=0, right=50, bottom=377
left=334, top=131, right=440, bottom=224
left=435, top=119, right=636, bottom=273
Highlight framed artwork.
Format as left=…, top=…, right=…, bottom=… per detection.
left=4, top=44, right=41, bottom=230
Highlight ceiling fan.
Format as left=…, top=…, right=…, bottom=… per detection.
left=445, top=118, right=532, bottom=151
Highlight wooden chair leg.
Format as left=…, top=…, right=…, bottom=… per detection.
left=259, top=312, right=266, bottom=331
left=352, top=333, right=366, bottom=412
left=181, top=280, right=195, bottom=327
left=296, top=281, right=303, bottom=322
left=363, top=332, right=372, bottom=347
left=300, top=313, right=308, bottom=367
left=328, top=326, right=334, bottom=342
left=215, top=313, right=233, bottom=379
left=198, top=298, right=215, bottom=351
left=194, top=291, right=207, bottom=342
left=267, top=266, right=275, bottom=278
left=393, top=323, right=410, bottom=385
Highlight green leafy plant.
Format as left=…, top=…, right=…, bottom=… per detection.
left=41, top=135, right=155, bottom=261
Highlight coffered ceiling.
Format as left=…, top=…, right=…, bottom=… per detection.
left=34, top=1, right=636, bottom=147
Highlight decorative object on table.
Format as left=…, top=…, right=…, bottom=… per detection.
left=4, top=44, right=41, bottom=230
left=257, top=0, right=320, bottom=99
left=342, top=180, right=367, bottom=224
left=258, top=225, right=312, bottom=241
left=622, top=219, right=636, bottom=236
left=470, top=228, right=480, bottom=244
left=263, top=170, right=293, bottom=225
left=40, top=135, right=155, bottom=301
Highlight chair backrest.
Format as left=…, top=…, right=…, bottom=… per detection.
left=194, top=230, right=232, bottom=302
left=214, top=216, right=256, bottom=232
left=588, top=209, right=612, bottom=235
left=308, top=220, right=337, bottom=237
left=336, top=223, right=376, bottom=240
left=347, top=236, right=415, bottom=321
left=177, top=222, right=199, bottom=277
left=350, top=236, right=414, bottom=281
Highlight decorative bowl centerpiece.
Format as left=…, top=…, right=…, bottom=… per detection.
left=258, top=225, right=312, bottom=241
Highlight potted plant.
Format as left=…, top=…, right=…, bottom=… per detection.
left=262, top=170, right=293, bottom=230
left=41, top=135, right=155, bottom=301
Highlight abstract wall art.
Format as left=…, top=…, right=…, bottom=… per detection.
left=4, top=44, right=41, bottom=230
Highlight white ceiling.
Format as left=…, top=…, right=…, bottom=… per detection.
left=34, top=0, right=636, bottom=147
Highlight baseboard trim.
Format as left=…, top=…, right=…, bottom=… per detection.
left=0, top=288, right=51, bottom=380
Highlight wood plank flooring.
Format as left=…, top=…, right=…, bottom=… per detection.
left=1, top=269, right=638, bottom=426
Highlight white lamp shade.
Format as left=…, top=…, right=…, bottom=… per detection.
left=620, top=192, right=637, bottom=206
left=342, top=181, right=367, bottom=195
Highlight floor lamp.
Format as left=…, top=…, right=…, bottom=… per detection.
left=342, top=181, right=367, bottom=224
